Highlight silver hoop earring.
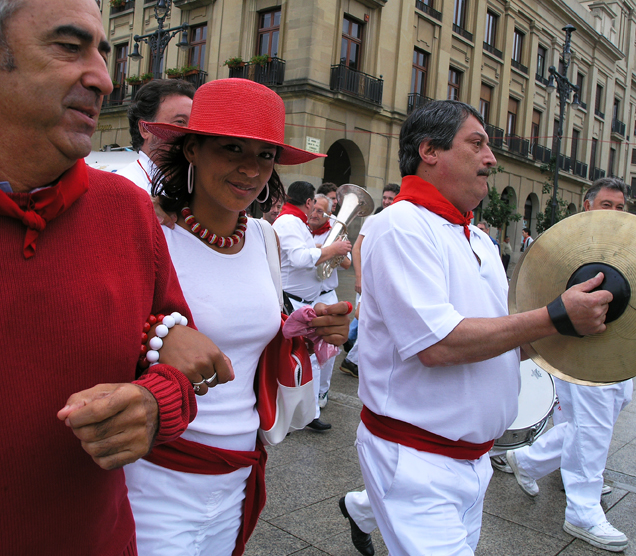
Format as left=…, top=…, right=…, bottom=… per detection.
left=187, top=163, right=194, bottom=194
left=256, top=183, right=270, bottom=203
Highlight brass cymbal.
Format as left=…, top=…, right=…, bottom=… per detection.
left=509, top=210, right=636, bottom=385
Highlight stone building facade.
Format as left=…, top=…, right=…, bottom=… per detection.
left=94, top=0, right=636, bottom=255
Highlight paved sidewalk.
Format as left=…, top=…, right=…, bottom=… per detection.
left=245, top=267, right=636, bottom=556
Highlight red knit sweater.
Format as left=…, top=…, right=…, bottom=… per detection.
left=0, top=166, right=197, bottom=556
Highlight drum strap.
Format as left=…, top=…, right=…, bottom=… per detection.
left=361, top=406, right=494, bottom=461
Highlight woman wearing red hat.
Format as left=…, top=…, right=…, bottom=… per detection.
left=124, top=79, right=350, bottom=556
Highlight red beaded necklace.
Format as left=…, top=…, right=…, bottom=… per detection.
left=181, top=207, right=248, bottom=248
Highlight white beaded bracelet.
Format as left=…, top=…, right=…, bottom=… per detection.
left=147, top=312, right=188, bottom=366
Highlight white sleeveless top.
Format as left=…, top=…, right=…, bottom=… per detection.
left=162, top=218, right=281, bottom=451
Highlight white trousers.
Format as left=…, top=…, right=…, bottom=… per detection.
left=125, top=457, right=250, bottom=556
left=356, top=422, right=493, bottom=556
left=345, top=489, right=377, bottom=534
left=290, top=290, right=339, bottom=419
left=514, top=378, right=632, bottom=528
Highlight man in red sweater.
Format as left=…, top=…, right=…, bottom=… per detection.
left=0, top=0, right=229, bottom=554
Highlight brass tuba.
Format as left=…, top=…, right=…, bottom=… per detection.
left=316, top=184, right=375, bottom=281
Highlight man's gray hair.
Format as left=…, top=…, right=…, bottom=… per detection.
left=584, top=177, right=627, bottom=204
left=314, top=193, right=333, bottom=214
left=0, top=0, right=22, bottom=71
left=398, top=100, right=485, bottom=177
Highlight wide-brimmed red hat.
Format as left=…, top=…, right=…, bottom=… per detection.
left=142, top=78, right=324, bottom=166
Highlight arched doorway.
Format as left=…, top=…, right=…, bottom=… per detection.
left=523, top=193, right=540, bottom=237
left=323, top=139, right=366, bottom=188
left=500, top=186, right=518, bottom=242
left=567, top=203, right=577, bottom=215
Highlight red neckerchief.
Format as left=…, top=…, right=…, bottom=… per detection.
left=277, top=202, right=308, bottom=225
left=0, top=160, right=89, bottom=259
left=393, top=175, right=474, bottom=241
left=310, top=219, right=331, bottom=236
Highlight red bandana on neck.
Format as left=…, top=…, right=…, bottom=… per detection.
left=277, top=202, right=309, bottom=225
left=311, top=220, right=331, bottom=237
left=393, top=175, right=473, bottom=241
left=0, top=160, right=89, bottom=258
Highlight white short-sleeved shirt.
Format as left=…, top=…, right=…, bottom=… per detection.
left=163, top=218, right=281, bottom=451
left=359, top=201, right=520, bottom=444
left=116, top=151, right=155, bottom=194
left=273, top=213, right=322, bottom=301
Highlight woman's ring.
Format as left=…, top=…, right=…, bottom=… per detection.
left=193, top=373, right=218, bottom=392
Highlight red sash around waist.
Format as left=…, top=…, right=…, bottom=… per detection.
left=361, top=406, right=494, bottom=461
left=144, top=437, right=267, bottom=556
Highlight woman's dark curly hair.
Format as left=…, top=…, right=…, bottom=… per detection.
left=151, top=134, right=284, bottom=214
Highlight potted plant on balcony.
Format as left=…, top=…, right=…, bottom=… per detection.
left=180, top=65, right=200, bottom=77
left=125, top=75, right=142, bottom=86
left=110, top=0, right=126, bottom=8
left=165, top=67, right=183, bottom=79
left=223, top=56, right=244, bottom=68
left=250, top=54, right=272, bottom=66
left=140, top=73, right=153, bottom=84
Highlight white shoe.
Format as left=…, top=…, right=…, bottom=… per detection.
left=563, top=519, right=628, bottom=552
left=490, top=454, right=513, bottom=473
left=602, top=483, right=613, bottom=496
left=318, top=391, right=328, bottom=408
left=507, top=450, right=539, bottom=496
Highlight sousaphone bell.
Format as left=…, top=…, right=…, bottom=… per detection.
left=509, top=210, right=636, bottom=385
left=316, top=184, right=374, bottom=281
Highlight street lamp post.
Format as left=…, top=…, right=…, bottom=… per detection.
left=546, top=24, right=580, bottom=227
left=128, top=0, right=190, bottom=80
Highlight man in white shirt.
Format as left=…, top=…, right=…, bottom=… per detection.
left=355, top=100, right=611, bottom=555
left=507, top=178, right=632, bottom=553
left=521, top=227, right=534, bottom=251
left=117, top=80, right=194, bottom=194
left=273, top=181, right=351, bottom=430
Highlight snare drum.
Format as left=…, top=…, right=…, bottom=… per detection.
left=494, top=359, right=556, bottom=450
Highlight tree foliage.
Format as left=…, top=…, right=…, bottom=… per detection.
left=534, top=157, right=571, bottom=234
left=481, top=166, right=522, bottom=230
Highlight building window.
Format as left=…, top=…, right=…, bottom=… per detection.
left=531, top=109, right=541, bottom=150
left=608, top=148, right=616, bottom=177
left=448, top=68, right=461, bottom=100
left=257, top=8, right=280, bottom=57
left=188, top=24, right=207, bottom=69
left=507, top=97, right=519, bottom=137
left=411, top=48, right=429, bottom=96
left=631, top=148, right=636, bottom=165
left=453, top=0, right=467, bottom=28
left=612, top=98, right=620, bottom=122
left=113, top=43, right=128, bottom=85
left=575, top=72, right=584, bottom=104
left=536, top=45, right=547, bottom=79
left=512, top=29, right=524, bottom=63
left=479, top=83, right=492, bottom=124
left=590, top=138, right=598, bottom=170
left=341, top=15, right=363, bottom=70
left=484, top=11, right=498, bottom=47
left=595, top=84, right=604, bottom=114
left=570, top=129, right=580, bottom=162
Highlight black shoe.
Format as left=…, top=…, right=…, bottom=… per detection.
left=339, top=497, right=375, bottom=556
left=306, top=418, right=332, bottom=431
left=340, top=358, right=359, bottom=378
left=343, top=339, right=354, bottom=353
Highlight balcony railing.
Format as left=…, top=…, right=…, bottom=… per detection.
left=611, top=118, right=626, bottom=136
left=506, top=134, right=529, bottom=157
left=228, top=57, right=286, bottom=86
left=415, top=0, right=442, bottom=21
left=535, top=74, right=549, bottom=86
left=407, top=93, right=433, bottom=113
left=103, top=83, right=128, bottom=107
left=485, top=124, right=504, bottom=149
left=483, top=42, right=503, bottom=59
left=594, top=108, right=604, bottom=119
left=183, top=70, right=208, bottom=89
left=590, top=167, right=606, bottom=181
left=579, top=101, right=587, bottom=110
left=452, top=24, right=473, bottom=42
left=557, top=155, right=572, bottom=172
left=110, top=0, right=135, bottom=14
left=330, top=64, right=383, bottom=105
left=572, top=160, right=588, bottom=178
left=511, top=59, right=528, bottom=74
left=533, top=144, right=552, bottom=163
